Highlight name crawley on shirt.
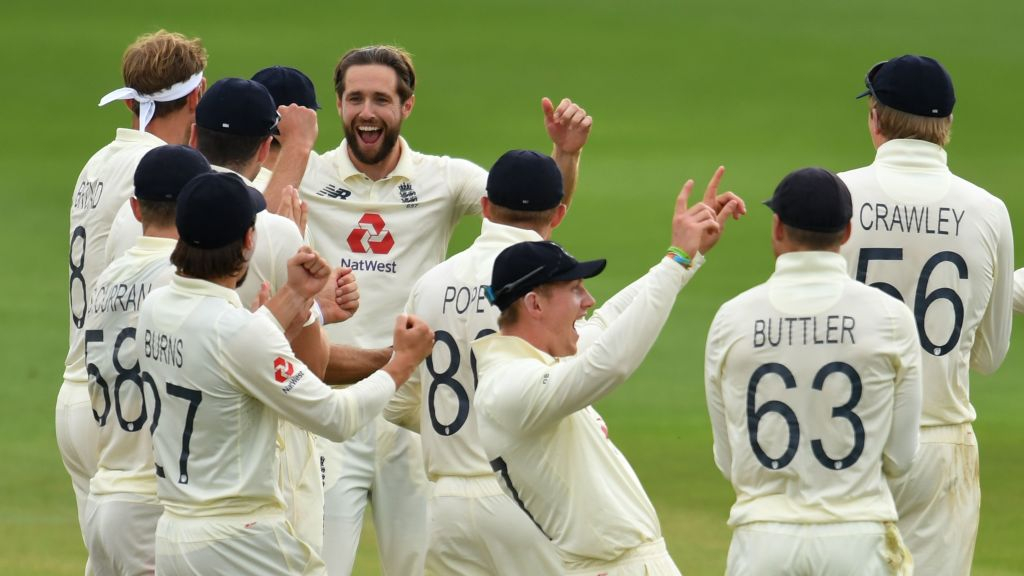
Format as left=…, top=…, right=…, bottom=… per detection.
left=858, top=202, right=965, bottom=236
left=143, top=329, right=183, bottom=368
left=753, top=315, right=857, bottom=348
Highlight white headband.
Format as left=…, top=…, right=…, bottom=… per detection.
left=98, top=71, right=204, bottom=132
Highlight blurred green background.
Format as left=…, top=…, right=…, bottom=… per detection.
left=1, top=0, right=1021, bottom=574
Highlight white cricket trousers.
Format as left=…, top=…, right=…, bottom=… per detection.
left=563, top=538, right=681, bottom=576
left=726, top=521, right=911, bottom=576
left=83, top=493, right=161, bottom=576
left=319, top=415, right=429, bottom=576
left=888, top=422, right=980, bottom=576
left=425, top=475, right=561, bottom=576
left=278, top=419, right=324, bottom=553
left=55, top=381, right=98, bottom=576
left=155, top=511, right=325, bottom=575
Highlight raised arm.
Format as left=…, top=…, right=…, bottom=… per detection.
left=542, top=97, right=592, bottom=208
left=264, top=104, right=318, bottom=212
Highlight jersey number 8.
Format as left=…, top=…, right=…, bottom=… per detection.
left=426, top=328, right=495, bottom=436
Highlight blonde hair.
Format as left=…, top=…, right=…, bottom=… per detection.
left=871, top=96, right=951, bottom=146
left=122, top=30, right=207, bottom=118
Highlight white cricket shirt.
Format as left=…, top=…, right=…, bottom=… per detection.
left=86, top=236, right=176, bottom=499
left=473, top=257, right=700, bottom=566
left=1014, top=268, right=1023, bottom=314
left=103, top=166, right=304, bottom=306
left=301, top=138, right=486, bottom=347
left=65, top=129, right=166, bottom=386
left=137, top=275, right=395, bottom=517
left=383, top=219, right=542, bottom=479
left=705, top=251, right=922, bottom=527
left=252, top=165, right=272, bottom=192
left=839, top=139, right=1013, bottom=426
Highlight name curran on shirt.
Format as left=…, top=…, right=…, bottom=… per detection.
left=89, top=281, right=150, bottom=314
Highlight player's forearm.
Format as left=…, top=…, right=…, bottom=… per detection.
left=324, top=345, right=392, bottom=385
left=264, top=285, right=312, bottom=332
left=291, top=324, right=330, bottom=380
left=552, top=146, right=580, bottom=208
left=264, top=142, right=313, bottom=213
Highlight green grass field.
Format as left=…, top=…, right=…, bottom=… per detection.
left=2, top=0, right=1022, bottom=574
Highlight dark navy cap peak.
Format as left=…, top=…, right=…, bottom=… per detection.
left=251, top=66, right=321, bottom=110
left=486, top=241, right=605, bottom=311
left=197, top=78, right=280, bottom=136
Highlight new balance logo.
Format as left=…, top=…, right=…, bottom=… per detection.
left=398, top=182, right=418, bottom=208
left=316, top=184, right=352, bottom=200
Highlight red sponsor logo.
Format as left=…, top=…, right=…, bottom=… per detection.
left=346, top=213, right=395, bottom=255
left=274, top=357, right=295, bottom=383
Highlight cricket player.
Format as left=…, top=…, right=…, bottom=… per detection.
left=60, top=30, right=206, bottom=571
left=289, top=44, right=593, bottom=575
left=138, top=171, right=435, bottom=575
left=83, top=145, right=212, bottom=576
left=251, top=65, right=322, bottom=192
left=472, top=174, right=742, bottom=575
left=705, top=167, right=921, bottom=576
left=383, top=150, right=570, bottom=575
left=840, top=54, right=1014, bottom=575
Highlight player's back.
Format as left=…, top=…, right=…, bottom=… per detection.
left=405, top=222, right=542, bottom=479
left=86, top=237, right=176, bottom=497
left=707, top=253, right=921, bottom=527
left=139, top=278, right=284, bottom=518
left=66, top=129, right=165, bottom=384
left=839, top=139, right=1013, bottom=426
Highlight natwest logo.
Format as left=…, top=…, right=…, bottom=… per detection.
left=274, top=357, right=295, bottom=383
left=347, top=213, right=395, bottom=254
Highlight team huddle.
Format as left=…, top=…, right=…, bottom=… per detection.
left=57, top=29, right=1020, bottom=576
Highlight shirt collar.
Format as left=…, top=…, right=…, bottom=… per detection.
left=474, top=333, right=558, bottom=370
left=211, top=164, right=256, bottom=185
left=875, top=138, right=949, bottom=172
left=336, top=137, right=414, bottom=181
left=115, top=127, right=166, bottom=146
left=475, top=219, right=544, bottom=250
left=770, top=251, right=849, bottom=283
left=129, top=236, right=178, bottom=255
left=171, top=274, right=244, bottom=309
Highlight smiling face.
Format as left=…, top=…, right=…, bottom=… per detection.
left=337, top=64, right=414, bottom=170
left=533, top=278, right=595, bottom=357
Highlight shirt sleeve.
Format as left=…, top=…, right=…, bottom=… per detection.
left=382, top=286, right=424, bottom=431
left=704, top=306, right=733, bottom=481
left=883, top=300, right=922, bottom=478
left=265, top=214, right=305, bottom=295
left=224, top=308, right=395, bottom=442
left=104, top=201, right=141, bottom=265
left=970, top=204, right=1013, bottom=374
left=492, top=258, right=693, bottom=434
left=449, top=158, right=487, bottom=218
left=1015, top=268, right=1024, bottom=314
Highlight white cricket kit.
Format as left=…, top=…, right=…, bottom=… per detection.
left=473, top=257, right=701, bottom=574
left=1014, top=268, right=1024, bottom=314
left=383, top=219, right=561, bottom=575
left=137, top=276, right=396, bottom=575
left=252, top=165, right=272, bottom=192
left=83, top=236, right=176, bottom=575
left=301, top=138, right=486, bottom=576
left=705, top=252, right=921, bottom=575
left=60, top=128, right=166, bottom=567
left=839, top=138, right=1014, bottom=576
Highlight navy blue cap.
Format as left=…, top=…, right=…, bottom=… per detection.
left=134, top=145, right=212, bottom=201
left=197, top=78, right=280, bottom=136
left=176, top=172, right=267, bottom=248
left=251, top=66, right=321, bottom=110
left=764, top=167, right=852, bottom=233
left=857, top=55, right=955, bottom=117
left=486, top=241, right=605, bottom=311
left=487, top=150, right=564, bottom=211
